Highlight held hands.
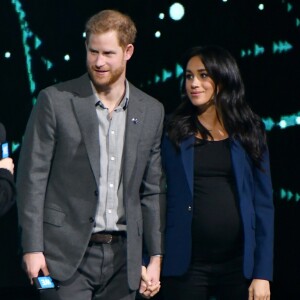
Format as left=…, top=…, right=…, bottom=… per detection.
left=23, top=252, right=50, bottom=284
left=139, top=256, right=162, bottom=298
left=0, top=158, right=14, bottom=174
left=248, top=279, right=270, bottom=300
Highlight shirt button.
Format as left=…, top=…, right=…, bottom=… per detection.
left=89, top=217, right=95, bottom=223
left=188, top=206, right=192, bottom=211
left=107, top=209, right=112, bottom=214
left=111, top=130, right=115, bottom=135
left=110, top=157, right=115, bottom=161
left=109, top=183, right=114, bottom=188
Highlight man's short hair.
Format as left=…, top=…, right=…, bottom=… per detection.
left=85, top=9, right=137, bottom=48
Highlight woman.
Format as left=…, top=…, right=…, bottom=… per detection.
left=161, top=46, right=274, bottom=300
left=0, top=122, right=15, bottom=217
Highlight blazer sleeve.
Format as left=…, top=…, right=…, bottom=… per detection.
left=140, top=103, right=166, bottom=256
left=252, top=147, right=274, bottom=280
left=17, top=89, right=57, bottom=253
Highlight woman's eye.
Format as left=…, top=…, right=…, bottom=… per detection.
left=185, top=74, right=193, bottom=80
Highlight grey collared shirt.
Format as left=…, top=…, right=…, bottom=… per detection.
left=92, top=81, right=129, bottom=232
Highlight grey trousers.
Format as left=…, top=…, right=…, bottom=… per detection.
left=40, top=237, right=136, bottom=300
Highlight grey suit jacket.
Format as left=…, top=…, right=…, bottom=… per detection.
left=17, top=73, right=166, bottom=290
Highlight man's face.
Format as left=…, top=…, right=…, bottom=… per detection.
left=86, top=30, right=133, bottom=91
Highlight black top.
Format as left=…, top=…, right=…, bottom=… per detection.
left=191, top=138, right=243, bottom=263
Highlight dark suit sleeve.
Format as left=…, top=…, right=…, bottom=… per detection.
left=140, top=103, right=166, bottom=256
left=17, top=89, right=56, bottom=253
left=0, top=168, right=15, bottom=217
left=252, top=147, right=274, bottom=280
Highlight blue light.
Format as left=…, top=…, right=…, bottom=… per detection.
left=64, top=54, right=70, bottom=61
left=273, top=40, right=293, bottom=54
left=279, top=120, right=287, bottom=129
left=4, top=52, right=11, bottom=58
left=258, top=4, right=264, bottom=10
left=159, top=13, right=165, bottom=20
left=155, top=31, right=161, bottom=38
left=169, top=3, right=185, bottom=21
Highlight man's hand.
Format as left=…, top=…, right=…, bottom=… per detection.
left=248, top=279, right=270, bottom=300
left=139, top=256, right=162, bottom=298
left=0, top=158, right=14, bottom=174
left=23, top=252, right=50, bottom=284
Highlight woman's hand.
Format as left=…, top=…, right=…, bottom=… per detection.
left=248, top=279, right=270, bottom=300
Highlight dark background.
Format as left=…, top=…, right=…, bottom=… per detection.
left=0, top=0, right=299, bottom=299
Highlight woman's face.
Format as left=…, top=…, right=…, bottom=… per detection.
left=185, top=55, right=216, bottom=108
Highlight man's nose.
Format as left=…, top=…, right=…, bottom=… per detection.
left=95, top=54, right=105, bottom=67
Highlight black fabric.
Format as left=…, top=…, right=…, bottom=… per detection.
left=161, top=256, right=248, bottom=300
left=192, top=138, right=243, bottom=263
left=0, top=168, right=15, bottom=217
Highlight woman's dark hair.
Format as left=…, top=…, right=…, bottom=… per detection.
left=167, top=45, right=267, bottom=168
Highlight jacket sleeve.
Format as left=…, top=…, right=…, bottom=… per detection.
left=252, top=147, right=274, bottom=280
left=0, top=168, right=15, bottom=217
left=16, top=89, right=56, bottom=253
left=140, top=103, right=166, bottom=257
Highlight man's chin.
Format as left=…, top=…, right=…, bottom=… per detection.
left=91, top=78, right=111, bottom=91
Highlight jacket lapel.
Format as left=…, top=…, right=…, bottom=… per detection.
left=180, top=136, right=195, bottom=196
left=123, top=90, right=145, bottom=188
left=71, top=74, right=100, bottom=186
left=230, top=138, right=245, bottom=197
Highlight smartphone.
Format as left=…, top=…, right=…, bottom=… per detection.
left=1, top=142, right=9, bottom=159
left=33, top=276, right=57, bottom=290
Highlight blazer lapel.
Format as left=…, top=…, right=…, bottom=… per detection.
left=230, top=138, right=245, bottom=197
left=180, top=136, right=195, bottom=196
left=123, top=92, right=145, bottom=188
left=71, top=74, right=100, bottom=186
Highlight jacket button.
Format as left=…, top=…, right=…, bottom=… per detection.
left=94, top=190, right=98, bottom=197
left=89, top=217, right=95, bottom=223
left=188, top=206, right=192, bottom=211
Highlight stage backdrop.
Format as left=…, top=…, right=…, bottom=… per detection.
left=0, top=0, right=299, bottom=298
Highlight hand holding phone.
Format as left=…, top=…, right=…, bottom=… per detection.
left=0, top=157, right=14, bottom=174
left=33, top=276, right=58, bottom=290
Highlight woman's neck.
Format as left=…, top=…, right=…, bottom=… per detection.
left=197, top=109, right=228, bottom=140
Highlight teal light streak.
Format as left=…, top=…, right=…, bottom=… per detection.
left=11, top=0, right=36, bottom=94
left=263, top=111, right=300, bottom=131
left=279, top=188, right=300, bottom=203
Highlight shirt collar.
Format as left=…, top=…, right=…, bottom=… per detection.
left=92, top=80, right=129, bottom=111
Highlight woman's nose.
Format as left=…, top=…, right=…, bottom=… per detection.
left=191, top=78, right=200, bottom=88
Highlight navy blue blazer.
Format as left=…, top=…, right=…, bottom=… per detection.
left=161, top=135, right=274, bottom=281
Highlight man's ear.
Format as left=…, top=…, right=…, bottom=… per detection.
left=124, top=44, right=134, bottom=61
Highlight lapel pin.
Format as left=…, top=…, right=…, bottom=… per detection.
left=131, top=118, right=138, bottom=124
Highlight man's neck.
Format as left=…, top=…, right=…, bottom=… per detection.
left=96, top=81, right=126, bottom=112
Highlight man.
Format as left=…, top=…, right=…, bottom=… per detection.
left=17, top=10, right=165, bottom=300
